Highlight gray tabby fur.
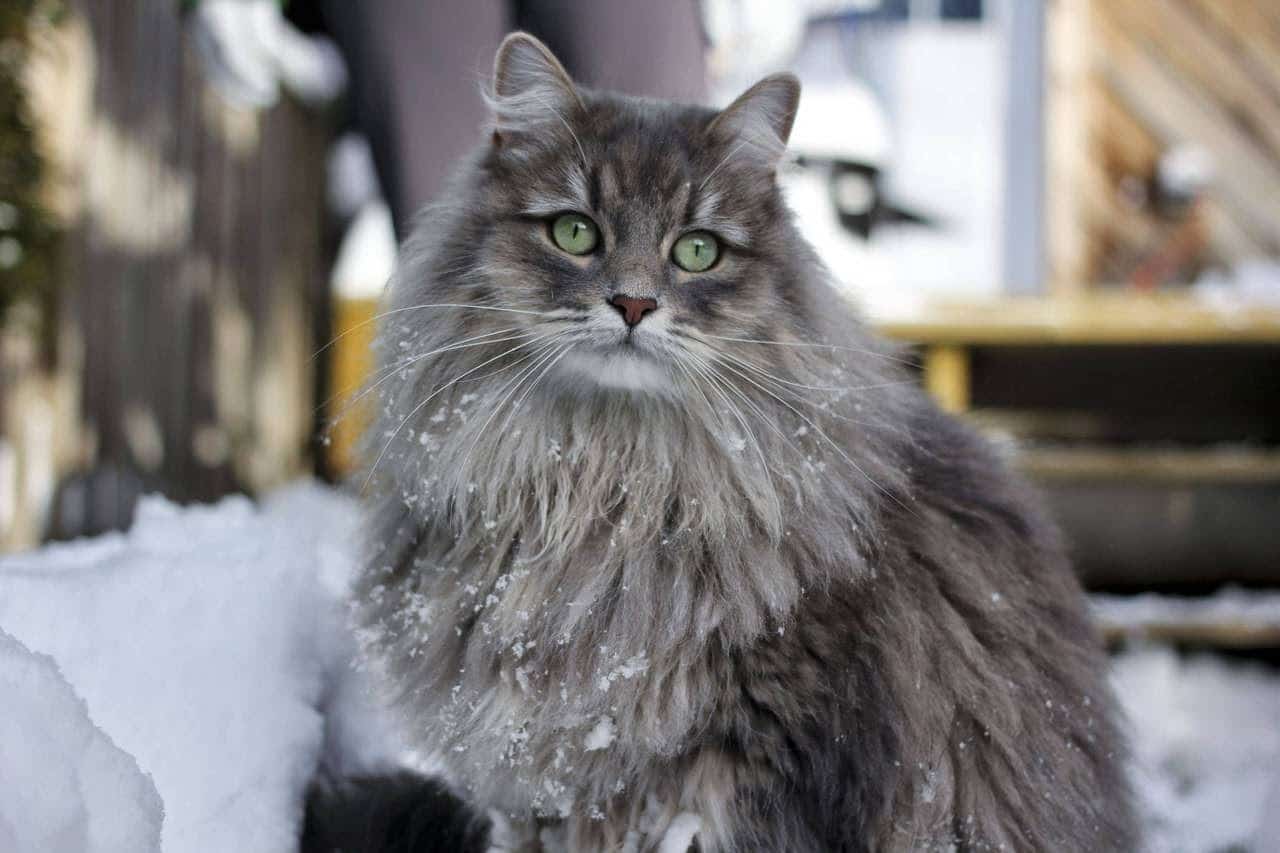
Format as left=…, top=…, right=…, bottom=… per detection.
left=355, top=32, right=1136, bottom=852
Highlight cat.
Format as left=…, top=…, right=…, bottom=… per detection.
left=342, top=32, right=1137, bottom=853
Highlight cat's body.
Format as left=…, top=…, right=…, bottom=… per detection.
left=349, top=34, right=1135, bottom=852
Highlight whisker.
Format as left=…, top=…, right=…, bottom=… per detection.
left=320, top=333, right=540, bottom=443
left=457, top=339, right=574, bottom=475
left=699, top=348, right=845, bottom=394
left=504, top=341, right=577, bottom=428
left=712, top=360, right=899, bottom=435
left=667, top=352, right=729, bottom=438
left=676, top=338, right=911, bottom=436
left=686, top=351, right=803, bottom=465
left=706, top=347, right=918, bottom=395
left=685, top=350, right=804, bottom=456
left=360, top=333, right=564, bottom=493
left=676, top=329, right=917, bottom=367
left=709, top=355, right=917, bottom=517
left=442, top=326, right=581, bottom=397
left=318, top=327, right=527, bottom=421
left=311, top=303, right=553, bottom=360
left=677, top=350, right=782, bottom=521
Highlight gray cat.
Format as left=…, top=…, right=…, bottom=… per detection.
left=344, top=32, right=1136, bottom=853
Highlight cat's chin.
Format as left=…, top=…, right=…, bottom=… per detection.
left=559, top=346, right=674, bottom=395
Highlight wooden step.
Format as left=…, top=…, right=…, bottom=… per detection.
left=1018, top=446, right=1280, bottom=482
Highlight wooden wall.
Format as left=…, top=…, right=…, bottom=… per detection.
left=1046, top=0, right=1280, bottom=292
left=1, top=1, right=334, bottom=547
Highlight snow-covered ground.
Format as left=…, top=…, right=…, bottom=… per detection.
left=1115, top=646, right=1280, bottom=851
left=1, top=484, right=1278, bottom=852
left=0, top=485, right=398, bottom=853
left=1095, top=587, right=1280, bottom=638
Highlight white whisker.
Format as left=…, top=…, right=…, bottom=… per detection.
left=458, top=337, right=573, bottom=473
left=677, top=350, right=783, bottom=523
left=683, top=330, right=917, bottom=367
left=710, top=355, right=916, bottom=517
left=312, top=303, right=553, bottom=360
left=361, top=333, right=563, bottom=493
left=319, top=327, right=529, bottom=422
left=706, top=347, right=917, bottom=395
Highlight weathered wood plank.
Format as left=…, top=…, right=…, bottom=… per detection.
left=1093, top=9, right=1280, bottom=252
left=1112, top=0, right=1280, bottom=163
left=1182, top=0, right=1280, bottom=100
left=33, top=0, right=334, bottom=540
left=870, top=293, right=1280, bottom=346
left=1021, top=446, right=1280, bottom=483
left=1045, top=0, right=1096, bottom=294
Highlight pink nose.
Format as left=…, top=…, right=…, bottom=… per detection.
left=609, top=294, right=658, bottom=327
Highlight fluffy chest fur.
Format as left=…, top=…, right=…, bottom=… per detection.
left=357, top=385, right=883, bottom=824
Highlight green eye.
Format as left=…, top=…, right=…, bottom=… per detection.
left=672, top=231, right=720, bottom=272
left=550, top=213, right=599, bottom=255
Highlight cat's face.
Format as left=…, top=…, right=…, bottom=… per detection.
left=438, top=34, right=809, bottom=396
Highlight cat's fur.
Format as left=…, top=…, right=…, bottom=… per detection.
left=350, top=33, right=1136, bottom=852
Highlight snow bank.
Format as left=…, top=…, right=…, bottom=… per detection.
left=0, top=484, right=398, bottom=853
left=1113, top=645, right=1280, bottom=852
left=0, top=628, right=162, bottom=853
left=1094, top=587, right=1280, bottom=635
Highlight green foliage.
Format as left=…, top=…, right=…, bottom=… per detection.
left=0, top=0, right=63, bottom=330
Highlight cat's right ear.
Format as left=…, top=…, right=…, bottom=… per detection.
left=488, top=32, right=583, bottom=145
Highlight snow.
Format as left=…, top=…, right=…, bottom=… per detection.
left=583, top=716, right=617, bottom=752
left=2, top=484, right=1279, bottom=851
left=0, top=484, right=397, bottom=853
left=1094, top=586, right=1280, bottom=635
left=0, top=628, right=162, bottom=853
left=655, top=813, right=702, bottom=853
left=1113, top=645, right=1280, bottom=852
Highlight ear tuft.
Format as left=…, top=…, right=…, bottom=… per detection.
left=490, top=32, right=582, bottom=137
left=706, top=73, right=802, bottom=169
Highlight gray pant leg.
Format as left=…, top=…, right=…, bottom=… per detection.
left=323, top=0, right=509, bottom=234
left=518, top=0, right=706, bottom=101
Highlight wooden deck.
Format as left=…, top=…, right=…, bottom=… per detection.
left=870, top=293, right=1280, bottom=414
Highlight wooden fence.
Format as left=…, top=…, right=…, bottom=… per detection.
left=1, top=0, right=334, bottom=548
left=1046, top=0, right=1280, bottom=292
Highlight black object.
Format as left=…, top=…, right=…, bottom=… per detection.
left=302, top=772, right=491, bottom=853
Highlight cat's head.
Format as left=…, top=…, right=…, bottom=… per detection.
left=373, top=33, right=909, bottom=546
left=400, top=32, right=832, bottom=398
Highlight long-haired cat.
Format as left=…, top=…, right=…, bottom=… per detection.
left=339, top=32, right=1136, bottom=853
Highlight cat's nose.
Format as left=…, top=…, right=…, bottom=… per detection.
left=609, top=294, right=658, bottom=327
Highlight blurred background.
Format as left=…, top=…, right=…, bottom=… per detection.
left=2, top=1, right=1280, bottom=845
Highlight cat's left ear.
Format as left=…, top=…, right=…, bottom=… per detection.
left=706, top=73, right=801, bottom=171
left=489, top=32, right=583, bottom=143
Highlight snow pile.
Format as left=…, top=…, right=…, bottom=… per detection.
left=0, top=484, right=397, bottom=853
left=1113, top=645, right=1280, bottom=852
left=0, top=628, right=162, bottom=853
left=1094, top=587, right=1280, bottom=636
